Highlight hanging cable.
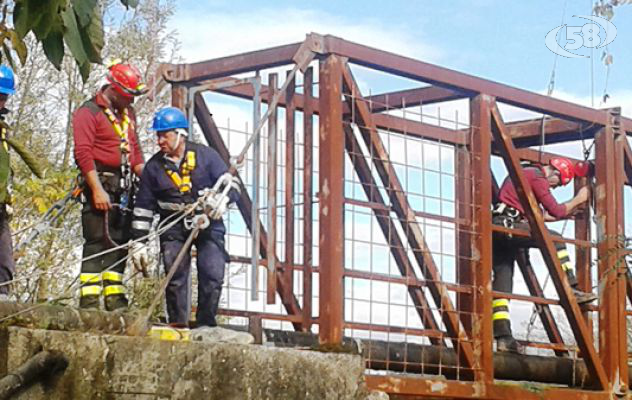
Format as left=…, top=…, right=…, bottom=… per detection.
left=539, top=0, right=569, bottom=164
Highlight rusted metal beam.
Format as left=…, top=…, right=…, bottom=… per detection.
left=193, top=93, right=303, bottom=329
left=341, top=63, right=476, bottom=377
left=344, top=123, right=444, bottom=346
left=489, top=102, right=608, bottom=389
left=469, top=95, right=493, bottom=381
left=161, top=42, right=302, bottom=84
left=266, top=74, right=279, bottom=304
left=594, top=108, right=628, bottom=394
left=302, top=67, right=314, bottom=332
left=284, top=70, right=296, bottom=303
left=507, top=117, right=598, bottom=148
left=456, top=144, right=473, bottom=334
left=171, top=84, right=187, bottom=109
left=216, top=82, right=597, bottom=163
left=318, top=55, right=345, bottom=346
left=491, top=224, right=592, bottom=248
left=368, top=375, right=612, bottom=400
left=574, top=176, right=593, bottom=327
left=364, top=85, right=466, bottom=113
left=323, top=34, right=609, bottom=125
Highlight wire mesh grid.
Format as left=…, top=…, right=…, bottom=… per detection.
left=341, top=90, right=480, bottom=378
left=191, top=66, right=628, bottom=381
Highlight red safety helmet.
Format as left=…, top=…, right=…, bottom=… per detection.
left=106, top=62, right=148, bottom=98
left=550, top=157, right=574, bottom=185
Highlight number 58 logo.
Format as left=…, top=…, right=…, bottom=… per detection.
left=545, top=15, right=617, bottom=58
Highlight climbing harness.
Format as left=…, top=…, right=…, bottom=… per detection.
left=164, top=150, right=196, bottom=194
left=492, top=202, right=522, bottom=230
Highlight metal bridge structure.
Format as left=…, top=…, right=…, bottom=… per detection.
left=158, top=33, right=632, bottom=399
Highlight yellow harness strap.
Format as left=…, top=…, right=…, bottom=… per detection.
left=166, top=150, right=196, bottom=193
left=103, top=107, right=131, bottom=154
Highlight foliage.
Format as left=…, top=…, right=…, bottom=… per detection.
left=592, top=0, right=632, bottom=103
left=7, top=0, right=179, bottom=304
left=0, top=0, right=139, bottom=82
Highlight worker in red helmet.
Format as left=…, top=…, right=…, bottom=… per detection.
left=491, top=156, right=594, bottom=353
left=71, top=61, right=147, bottom=311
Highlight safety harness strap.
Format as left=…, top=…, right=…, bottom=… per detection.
left=165, top=150, right=196, bottom=193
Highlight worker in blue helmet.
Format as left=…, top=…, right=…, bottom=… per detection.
left=0, top=65, right=43, bottom=302
left=130, top=107, right=240, bottom=327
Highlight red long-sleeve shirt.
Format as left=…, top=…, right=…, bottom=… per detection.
left=72, top=88, right=143, bottom=175
left=497, top=166, right=567, bottom=219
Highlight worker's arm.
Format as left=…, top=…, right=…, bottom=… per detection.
left=72, top=107, right=111, bottom=211
left=562, top=186, right=590, bottom=216
left=540, top=186, right=589, bottom=221
left=84, top=170, right=111, bottom=211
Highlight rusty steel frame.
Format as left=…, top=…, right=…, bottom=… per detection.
left=266, top=73, right=278, bottom=304
left=166, top=33, right=631, bottom=399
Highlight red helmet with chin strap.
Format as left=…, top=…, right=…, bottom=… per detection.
left=106, top=62, right=148, bottom=98
left=550, top=157, right=574, bottom=185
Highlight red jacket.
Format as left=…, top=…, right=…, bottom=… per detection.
left=497, top=166, right=567, bottom=219
left=72, top=87, right=143, bottom=175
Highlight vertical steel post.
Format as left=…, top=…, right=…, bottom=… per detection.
left=470, top=95, right=494, bottom=382
left=251, top=74, right=262, bottom=301
left=318, top=55, right=345, bottom=345
left=171, top=84, right=187, bottom=110
left=594, top=108, right=627, bottom=394
left=267, top=73, right=278, bottom=304
left=285, top=70, right=296, bottom=301
left=302, top=67, right=314, bottom=331
left=574, top=175, right=592, bottom=326
left=456, top=144, right=473, bottom=334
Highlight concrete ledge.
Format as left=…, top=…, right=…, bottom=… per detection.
left=0, top=327, right=369, bottom=399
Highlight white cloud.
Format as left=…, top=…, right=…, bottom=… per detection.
left=170, top=7, right=443, bottom=65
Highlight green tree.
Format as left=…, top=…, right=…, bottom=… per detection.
left=0, top=0, right=139, bottom=81
left=9, top=0, right=179, bottom=303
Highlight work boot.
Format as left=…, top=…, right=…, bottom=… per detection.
left=196, top=288, right=222, bottom=327
left=571, top=287, right=597, bottom=304
left=496, top=335, right=524, bottom=354
left=104, top=294, right=128, bottom=311
left=79, top=295, right=100, bottom=309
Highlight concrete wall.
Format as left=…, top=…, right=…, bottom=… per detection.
left=0, top=327, right=370, bottom=399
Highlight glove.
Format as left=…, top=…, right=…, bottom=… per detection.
left=207, top=192, right=229, bottom=220
left=130, top=241, right=150, bottom=273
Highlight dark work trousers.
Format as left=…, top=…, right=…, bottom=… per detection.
left=0, top=205, right=14, bottom=295
left=80, top=186, right=131, bottom=309
left=160, top=230, right=227, bottom=327
left=492, top=217, right=577, bottom=293
left=492, top=216, right=576, bottom=337
left=81, top=200, right=130, bottom=273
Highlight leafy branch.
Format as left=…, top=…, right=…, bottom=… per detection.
left=0, top=0, right=139, bottom=81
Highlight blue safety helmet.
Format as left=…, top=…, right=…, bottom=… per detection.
left=0, top=65, right=15, bottom=95
left=151, top=107, right=188, bottom=133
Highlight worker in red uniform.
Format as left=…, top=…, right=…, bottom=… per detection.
left=72, top=62, right=146, bottom=311
left=492, top=157, right=595, bottom=353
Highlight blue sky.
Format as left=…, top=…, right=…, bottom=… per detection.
left=169, top=1, right=632, bottom=113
